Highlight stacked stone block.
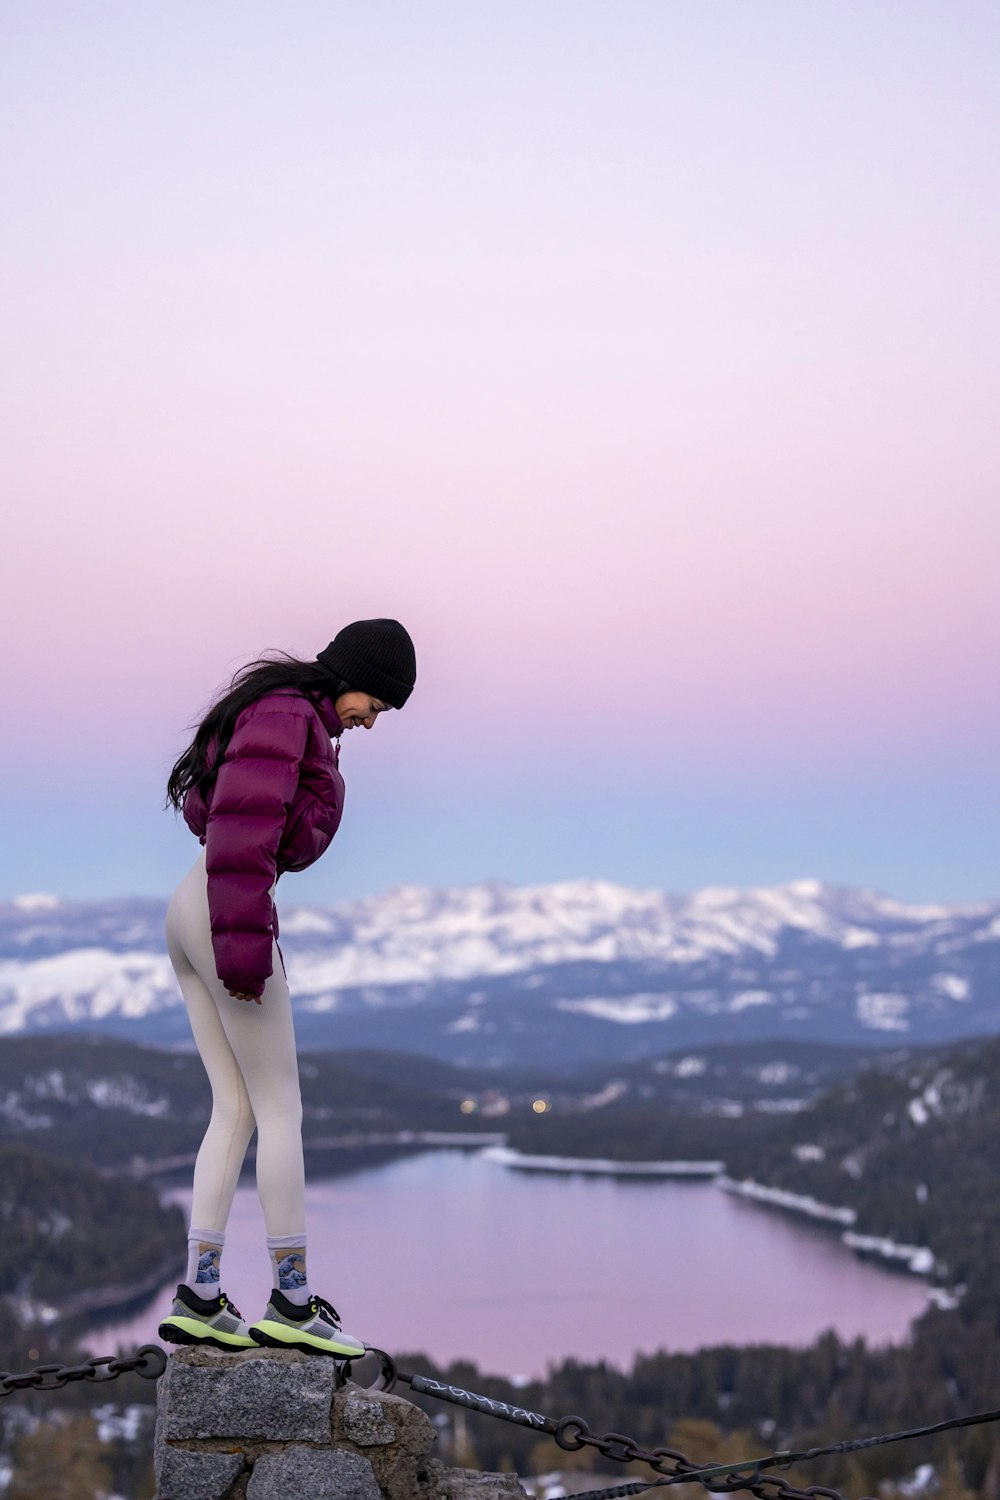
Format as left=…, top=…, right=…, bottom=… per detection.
left=154, top=1346, right=528, bottom=1500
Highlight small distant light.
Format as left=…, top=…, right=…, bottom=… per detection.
left=27, top=1348, right=39, bottom=1362
left=531, top=1099, right=549, bottom=1114
left=459, top=1099, right=477, bottom=1114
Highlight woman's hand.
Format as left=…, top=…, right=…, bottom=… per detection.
left=227, top=989, right=263, bottom=1005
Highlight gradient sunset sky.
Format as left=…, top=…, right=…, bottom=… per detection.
left=2, top=1, right=998, bottom=907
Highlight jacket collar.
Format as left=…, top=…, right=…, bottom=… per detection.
left=313, top=692, right=345, bottom=738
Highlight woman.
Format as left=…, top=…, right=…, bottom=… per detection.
left=158, top=618, right=416, bottom=1357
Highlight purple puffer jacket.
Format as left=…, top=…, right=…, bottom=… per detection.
left=182, top=689, right=345, bottom=999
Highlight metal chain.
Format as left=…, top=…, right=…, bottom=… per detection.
left=0, top=1345, right=167, bottom=1399
left=383, top=1365, right=855, bottom=1500
left=0, top=1340, right=993, bottom=1500
left=559, top=1476, right=845, bottom=1500
left=520, top=1410, right=852, bottom=1500
left=562, top=1485, right=671, bottom=1500
left=378, top=1358, right=1000, bottom=1500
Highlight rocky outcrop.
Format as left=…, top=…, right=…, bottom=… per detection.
left=153, top=1346, right=528, bottom=1500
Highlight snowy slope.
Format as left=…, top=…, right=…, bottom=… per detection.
left=1, top=879, right=998, bottom=1062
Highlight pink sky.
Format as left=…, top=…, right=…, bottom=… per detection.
left=2, top=1, right=998, bottom=903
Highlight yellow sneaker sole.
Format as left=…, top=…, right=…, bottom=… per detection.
left=249, top=1318, right=365, bottom=1358
left=158, top=1315, right=256, bottom=1351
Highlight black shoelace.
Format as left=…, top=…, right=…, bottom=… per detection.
left=311, top=1295, right=342, bottom=1328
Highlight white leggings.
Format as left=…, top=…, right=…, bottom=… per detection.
left=165, top=849, right=305, bottom=1242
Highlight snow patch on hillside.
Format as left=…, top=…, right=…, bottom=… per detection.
left=483, top=1145, right=722, bottom=1177
left=279, top=910, right=337, bottom=935
left=555, top=995, right=679, bottom=1025
left=842, top=1232, right=934, bottom=1276
left=933, top=973, right=970, bottom=1001
left=13, top=893, right=60, bottom=912
left=856, top=992, right=910, bottom=1032
left=720, top=1176, right=857, bottom=1225
left=729, top=990, right=775, bottom=1012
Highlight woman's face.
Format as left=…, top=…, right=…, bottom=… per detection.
left=334, top=689, right=390, bottom=730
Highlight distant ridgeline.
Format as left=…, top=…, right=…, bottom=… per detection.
left=1, top=878, right=999, bottom=1064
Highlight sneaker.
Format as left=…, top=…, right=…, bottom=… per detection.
left=249, top=1290, right=365, bottom=1358
left=158, top=1283, right=256, bottom=1351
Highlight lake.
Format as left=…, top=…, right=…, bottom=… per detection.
left=97, top=1149, right=929, bottom=1379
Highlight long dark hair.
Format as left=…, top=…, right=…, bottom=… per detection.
left=165, top=652, right=352, bottom=813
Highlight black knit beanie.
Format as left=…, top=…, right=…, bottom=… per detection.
left=316, top=619, right=416, bottom=709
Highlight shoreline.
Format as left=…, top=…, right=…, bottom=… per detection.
left=719, top=1175, right=954, bottom=1299
left=44, top=1250, right=184, bottom=1323
left=115, top=1129, right=507, bottom=1180
left=481, top=1145, right=724, bottom=1177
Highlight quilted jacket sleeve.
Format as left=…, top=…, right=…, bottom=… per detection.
left=203, top=702, right=309, bottom=998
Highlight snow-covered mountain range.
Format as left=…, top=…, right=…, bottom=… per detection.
left=2, top=878, right=999, bottom=1065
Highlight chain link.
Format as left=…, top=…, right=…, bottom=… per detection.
left=559, top=1480, right=854, bottom=1500
left=0, top=1344, right=167, bottom=1400
left=544, top=1411, right=858, bottom=1500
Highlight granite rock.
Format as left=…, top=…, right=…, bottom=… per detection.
left=246, top=1443, right=380, bottom=1500
left=160, top=1345, right=336, bottom=1443
left=154, top=1443, right=245, bottom=1500
left=334, top=1385, right=436, bottom=1499
left=342, top=1393, right=398, bottom=1446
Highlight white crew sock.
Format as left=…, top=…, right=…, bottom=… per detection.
left=184, top=1227, right=226, bottom=1296
left=266, top=1233, right=311, bottom=1305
